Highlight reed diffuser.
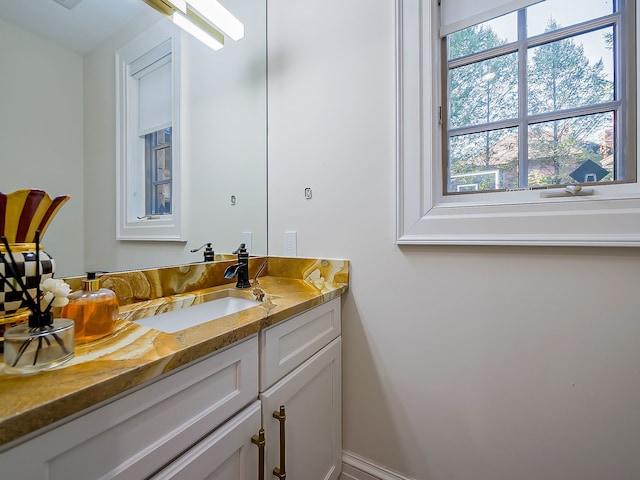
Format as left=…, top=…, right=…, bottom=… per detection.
left=1, top=231, right=74, bottom=373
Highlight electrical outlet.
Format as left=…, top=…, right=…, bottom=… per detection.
left=284, top=231, right=297, bottom=256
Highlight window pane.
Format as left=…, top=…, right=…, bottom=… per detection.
left=154, top=184, right=172, bottom=214
left=157, top=127, right=171, bottom=145
left=527, top=112, right=614, bottom=186
left=155, top=147, right=171, bottom=182
left=449, top=53, right=518, bottom=129
left=448, top=12, right=517, bottom=60
left=527, top=0, right=615, bottom=37
left=448, top=127, right=519, bottom=193
left=527, top=27, right=614, bottom=115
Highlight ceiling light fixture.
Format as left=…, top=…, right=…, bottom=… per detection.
left=187, top=0, right=244, bottom=41
left=141, top=0, right=181, bottom=16
left=173, top=10, right=224, bottom=50
left=142, top=0, right=243, bottom=51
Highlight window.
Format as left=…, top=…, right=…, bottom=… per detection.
left=444, top=0, right=632, bottom=194
left=395, top=0, right=640, bottom=246
left=116, top=21, right=184, bottom=241
left=133, top=42, right=173, bottom=218
left=146, top=128, right=172, bottom=215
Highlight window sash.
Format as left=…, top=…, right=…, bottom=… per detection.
left=145, top=130, right=173, bottom=216
left=442, top=4, right=631, bottom=193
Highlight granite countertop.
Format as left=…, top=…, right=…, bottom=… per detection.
left=0, top=256, right=349, bottom=450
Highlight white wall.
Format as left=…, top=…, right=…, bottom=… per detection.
left=0, top=18, right=84, bottom=277
left=267, top=1, right=640, bottom=479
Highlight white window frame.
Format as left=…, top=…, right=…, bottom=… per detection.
left=396, top=0, right=640, bottom=246
left=116, top=21, right=184, bottom=241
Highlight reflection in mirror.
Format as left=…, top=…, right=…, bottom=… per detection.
left=115, top=20, right=185, bottom=242
left=0, top=0, right=266, bottom=277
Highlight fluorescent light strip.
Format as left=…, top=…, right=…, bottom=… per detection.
left=142, top=0, right=233, bottom=51
left=173, top=11, right=224, bottom=50
left=187, top=0, right=244, bottom=41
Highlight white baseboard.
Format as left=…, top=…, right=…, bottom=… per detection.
left=341, top=451, right=416, bottom=480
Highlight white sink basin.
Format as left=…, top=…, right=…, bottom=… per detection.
left=133, top=296, right=262, bottom=333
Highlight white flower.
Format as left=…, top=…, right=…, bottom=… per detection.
left=40, top=278, right=71, bottom=309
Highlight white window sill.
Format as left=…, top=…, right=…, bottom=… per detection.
left=117, top=215, right=184, bottom=242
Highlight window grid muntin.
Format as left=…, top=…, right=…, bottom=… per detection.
left=444, top=2, right=628, bottom=194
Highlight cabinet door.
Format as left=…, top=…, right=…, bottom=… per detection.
left=261, top=337, right=341, bottom=480
left=151, top=401, right=262, bottom=480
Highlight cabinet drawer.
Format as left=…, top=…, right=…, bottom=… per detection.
left=260, top=298, right=340, bottom=390
left=0, top=335, right=258, bottom=480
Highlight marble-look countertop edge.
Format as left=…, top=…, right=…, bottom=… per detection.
left=0, top=275, right=348, bottom=450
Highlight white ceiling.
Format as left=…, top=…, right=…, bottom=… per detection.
left=0, top=0, right=153, bottom=55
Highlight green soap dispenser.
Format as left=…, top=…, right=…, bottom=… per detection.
left=62, top=272, right=119, bottom=342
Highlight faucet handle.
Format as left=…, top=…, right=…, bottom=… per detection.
left=232, top=243, right=247, bottom=255
left=190, top=242, right=215, bottom=262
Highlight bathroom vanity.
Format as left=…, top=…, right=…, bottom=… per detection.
left=0, top=257, right=347, bottom=480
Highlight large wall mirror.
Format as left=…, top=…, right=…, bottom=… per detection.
left=0, top=0, right=266, bottom=277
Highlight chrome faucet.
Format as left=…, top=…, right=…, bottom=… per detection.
left=224, top=243, right=251, bottom=288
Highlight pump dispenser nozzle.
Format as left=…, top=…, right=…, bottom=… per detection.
left=82, top=271, right=101, bottom=291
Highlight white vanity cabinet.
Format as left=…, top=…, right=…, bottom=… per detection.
left=0, top=297, right=343, bottom=480
left=259, top=297, right=342, bottom=480
left=0, top=335, right=260, bottom=480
